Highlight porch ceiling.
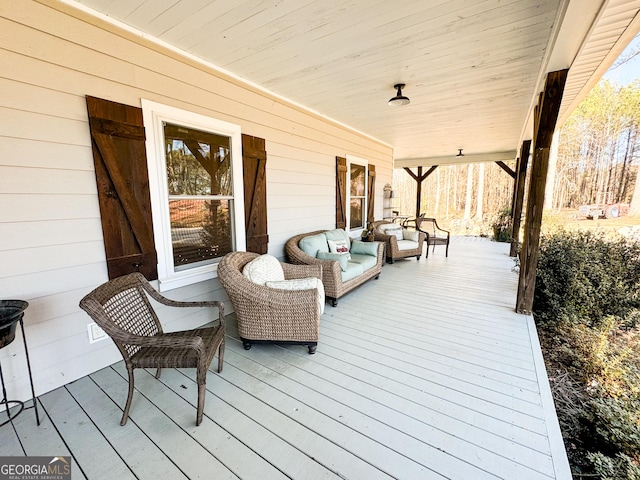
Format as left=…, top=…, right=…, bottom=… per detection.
left=64, top=0, right=640, bottom=165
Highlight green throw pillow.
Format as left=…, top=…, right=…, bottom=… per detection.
left=317, top=251, right=349, bottom=272
left=350, top=239, right=379, bottom=256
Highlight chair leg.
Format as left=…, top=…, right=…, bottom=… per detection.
left=155, top=368, right=162, bottom=379
left=308, top=344, right=317, bottom=354
left=196, top=382, right=205, bottom=426
left=120, top=366, right=135, bottom=426
left=217, top=339, right=225, bottom=373
left=446, top=243, right=449, bottom=257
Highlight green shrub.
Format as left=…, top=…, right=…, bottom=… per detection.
left=490, top=207, right=512, bottom=242
left=589, top=396, right=640, bottom=456
left=587, top=452, right=640, bottom=480
left=534, top=231, right=640, bottom=477
left=533, top=230, right=640, bottom=328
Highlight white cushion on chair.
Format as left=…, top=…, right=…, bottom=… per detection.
left=242, top=254, right=285, bottom=285
left=265, top=277, right=325, bottom=315
left=378, top=223, right=397, bottom=233
left=386, top=227, right=403, bottom=241
left=403, top=230, right=420, bottom=242
left=397, top=239, right=419, bottom=251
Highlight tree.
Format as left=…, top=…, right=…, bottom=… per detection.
left=475, top=163, right=484, bottom=219
left=464, top=164, right=473, bottom=219
left=555, top=79, right=640, bottom=209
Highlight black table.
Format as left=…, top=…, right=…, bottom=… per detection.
left=0, top=300, right=40, bottom=426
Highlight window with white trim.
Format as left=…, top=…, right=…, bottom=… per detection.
left=347, top=156, right=368, bottom=231
left=142, top=100, right=245, bottom=291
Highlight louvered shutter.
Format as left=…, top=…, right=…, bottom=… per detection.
left=336, top=156, right=347, bottom=229
left=86, top=96, right=157, bottom=280
left=242, top=134, right=269, bottom=254
left=367, top=164, right=376, bottom=224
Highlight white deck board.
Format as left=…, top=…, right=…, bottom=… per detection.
left=0, top=237, right=570, bottom=479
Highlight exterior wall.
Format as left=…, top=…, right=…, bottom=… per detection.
left=0, top=0, right=393, bottom=400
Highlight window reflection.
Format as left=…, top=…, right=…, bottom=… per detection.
left=164, top=123, right=233, bottom=269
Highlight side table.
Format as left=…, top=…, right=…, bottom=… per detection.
left=0, top=300, right=40, bottom=426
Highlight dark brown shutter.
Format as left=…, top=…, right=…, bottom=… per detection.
left=242, top=134, right=269, bottom=254
left=336, top=156, right=347, bottom=229
left=86, top=96, right=157, bottom=280
left=367, top=164, right=376, bottom=224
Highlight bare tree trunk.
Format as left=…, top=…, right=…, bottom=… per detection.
left=619, top=129, right=633, bottom=200
left=475, top=163, right=484, bottom=219
left=545, top=130, right=559, bottom=210
left=464, top=164, right=473, bottom=220
left=445, top=167, right=451, bottom=218
left=434, top=168, right=441, bottom=216
left=453, top=165, right=458, bottom=211
left=630, top=167, right=640, bottom=215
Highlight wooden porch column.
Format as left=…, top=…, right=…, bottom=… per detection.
left=516, top=70, right=568, bottom=314
left=510, top=140, right=531, bottom=257
left=404, top=165, right=438, bottom=218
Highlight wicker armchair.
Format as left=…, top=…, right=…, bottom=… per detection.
left=416, top=215, right=450, bottom=257
left=79, top=272, right=225, bottom=426
left=217, top=252, right=322, bottom=354
left=372, top=220, right=425, bottom=263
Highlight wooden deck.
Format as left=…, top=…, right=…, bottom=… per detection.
left=0, top=237, right=570, bottom=479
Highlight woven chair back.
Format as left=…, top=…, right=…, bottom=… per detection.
left=82, top=274, right=162, bottom=358
left=416, top=216, right=437, bottom=236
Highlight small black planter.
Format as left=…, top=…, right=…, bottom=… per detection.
left=0, top=300, right=39, bottom=426
left=0, top=300, right=28, bottom=348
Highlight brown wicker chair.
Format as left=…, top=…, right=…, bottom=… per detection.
left=79, top=272, right=225, bottom=426
left=372, top=220, right=425, bottom=263
left=416, top=215, right=450, bottom=257
left=217, top=252, right=322, bottom=354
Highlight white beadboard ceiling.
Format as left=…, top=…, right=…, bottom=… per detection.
left=66, top=0, right=640, bottom=165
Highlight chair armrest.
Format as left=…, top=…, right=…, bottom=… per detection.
left=232, top=281, right=320, bottom=326
left=282, top=262, right=323, bottom=281
left=134, top=275, right=225, bottom=325
left=403, top=218, right=417, bottom=229
left=374, top=231, right=398, bottom=248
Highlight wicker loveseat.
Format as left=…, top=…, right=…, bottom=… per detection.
left=285, top=228, right=384, bottom=307
left=217, top=251, right=322, bottom=354
left=372, top=220, right=426, bottom=263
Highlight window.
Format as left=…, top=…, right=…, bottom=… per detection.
left=347, top=156, right=368, bottom=231
left=142, top=100, right=245, bottom=291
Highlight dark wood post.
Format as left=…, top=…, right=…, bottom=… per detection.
left=404, top=166, right=438, bottom=218
left=516, top=70, right=568, bottom=314
left=415, top=166, right=423, bottom=218
left=510, top=140, right=531, bottom=257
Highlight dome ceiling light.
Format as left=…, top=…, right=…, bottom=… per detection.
left=388, top=83, right=410, bottom=106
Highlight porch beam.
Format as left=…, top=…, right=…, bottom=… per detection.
left=395, top=150, right=516, bottom=168
left=404, top=166, right=438, bottom=218
left=495, top=161, right=515, bottom=179
left=510, top=140, right=531, bottom=257
left=516, top=69, right=568, bottom=314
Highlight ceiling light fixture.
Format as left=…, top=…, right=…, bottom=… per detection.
left=388, top=83, right=410, bottom=106
left=456, top=149, right=464, bottom=157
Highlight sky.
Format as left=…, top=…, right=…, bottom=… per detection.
left=602, top=34, right=640, bottom=85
